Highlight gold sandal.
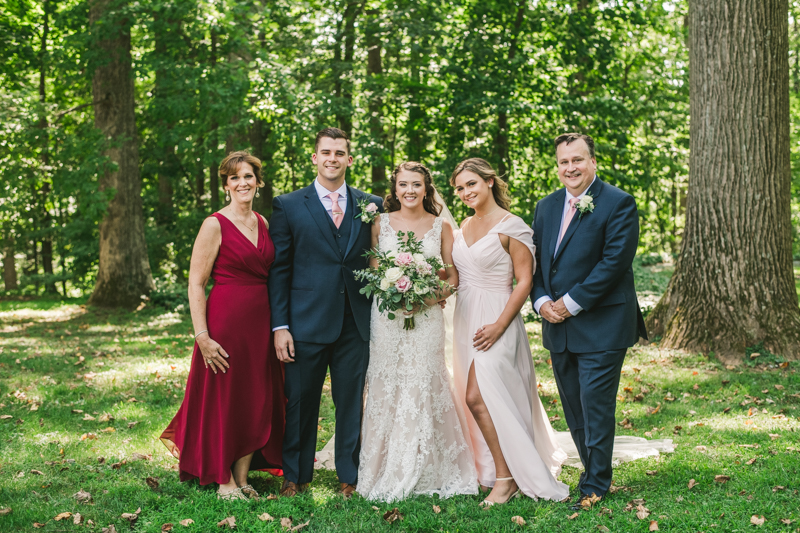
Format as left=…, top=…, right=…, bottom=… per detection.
left=217, top=487, right=246, bottom=500
left=240, top=484, right=260, bottom=500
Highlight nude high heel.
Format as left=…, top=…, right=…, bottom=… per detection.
left=479, top=477, right=521, bottom=508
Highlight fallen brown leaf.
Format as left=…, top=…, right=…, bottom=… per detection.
left=649, top=520, right=659, bottom=531
left=750, top=515, right=765, bottom=526
left=723, top=407, right=731, bottom=413
left=780, top=518, right=794, bottom=525
left=98, top=413, right=114, bottom=422
left=0, top=508, right=11, bottom=515
left=432, top=505, right=441, bottom=514
left=0, top=415, right=13, bottom=419
left=217, top=516, right=236, bottom=529
left=257, top=513, right=273, bottom=522
left=101, top=526, right=117, bottom=533
left=383, top=508, right=403, bottom=523
left=280, top=517, right=293, bottom=528
left=129, top=452, right=152, bottom=462
left=73, top=489, right=92, bottom=502
left=568, top=512, right=579, bottom=519
left=688, top=479, right=697, bottom=489
left=73, top=513, right=83, bottom=525
left=121, top=508, right=142, bottom=524
left=511, top=516, right=526, bottom=526
left=161, top=524, right=173, bottom=532
left=745, top=457, right=757, bottom=465
left=769, top=433, right=780, bottom=440
left=289, top=521, right=310, bottom=531
left=714, top=475, right=731, bottom=483
left=80, top=433, right=98, bottom=441
left=636, top=504, right=650, bottom=520
left=179, top=519, right=195, bottom=526
left=773, top=486, right=786, bottom=492
left=30, top=470, right=43, bottom=475
left=146, top=477, right=160, bottom=490
left=33, top=523, right=46, bottom=529
left=646, top=470, right=658, bottom=476
left=54, top=512, right=72, bottom=521
left=597, top=526, right=610, bottom=533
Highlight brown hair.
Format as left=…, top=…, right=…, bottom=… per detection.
left=449, top=158, right=511, bottom=211
left=384, top=162, right=442, bottom=216
left=219, top=151, right=264, bottom=191
left=315, top=127, right=351, bottom=154
left=554, top=132, right=595, bottom=159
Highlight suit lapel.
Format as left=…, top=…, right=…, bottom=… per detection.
left=554, top=178, right=605, bottom=262
left=548, top=189, right=566, bottom=261
left=303, top=185, right=340, bottom=256
left=344, top=185, right=362, bottom=258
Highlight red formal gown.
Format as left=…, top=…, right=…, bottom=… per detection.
left=161, top=213, right=284, bottom=485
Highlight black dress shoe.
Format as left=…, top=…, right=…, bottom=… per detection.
left=569, top=492, right=601, bottom=511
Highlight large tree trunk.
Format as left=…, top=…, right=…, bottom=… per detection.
left=334, top=1, right=365, bottom=135
left=153, top=9, right=176, bottom=229
left=3, top=231, right=17, bottom=291
left=366, top=8, right=387, bottom=197
left=647, top=0, right=800, bottom=358
left=88, top=0, right=155, bottom=308
left=39, top=0, right=57, bottom=294
left=249, top=118, right=273, bottom=218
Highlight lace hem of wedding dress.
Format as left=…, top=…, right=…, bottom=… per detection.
left=316, top=433, right=674, bottom=472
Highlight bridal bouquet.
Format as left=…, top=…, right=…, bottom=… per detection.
left=355, top=231, right=452, bottom=330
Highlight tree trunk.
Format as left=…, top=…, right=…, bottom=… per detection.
left=3, top=231, right=17, bottom=291
left=39, top=0, right=57, bottom=294
left=407, top=43, right=426, bottom=162
left=366, top=8, right=387, bottom=197
left=334, top=1, right=365, bottom=135
left=647, top=0, right=800, bottom=358
left=249, top=118, right=273, bottom=218
left=88, top=0, right=155, bottom=308
left=153, top=9, right=176, bottom=228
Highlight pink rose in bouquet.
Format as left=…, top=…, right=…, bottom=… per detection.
left=365, top=202, right=378, bottom=213
left=415, top=262, right=432, bottom=275
left=395, top=252, right=414, bottom=266
left=394, top=276, right=412, bottom=293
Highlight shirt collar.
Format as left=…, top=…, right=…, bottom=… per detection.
left=315, top=178, right=347, bottom=200
left=566, top=175, right=597, bottom=201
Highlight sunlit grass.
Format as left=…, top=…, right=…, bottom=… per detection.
left=0, top=297, right=798, bottom=532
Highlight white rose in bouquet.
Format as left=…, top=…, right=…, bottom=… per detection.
left=379, top=278, right=392, bottom=291
left=384, top=267, right=404, bottom=283
left=385, top=249, right=397, bottom=259
left=413, top=283, right=430, bottom=295
left=412, top=253, right=426, bottom=264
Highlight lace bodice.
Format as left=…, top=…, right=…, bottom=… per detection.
left=379, top=214, right=443, bottom=259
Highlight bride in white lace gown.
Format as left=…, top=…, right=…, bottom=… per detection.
left=357, top=163, right=478, bottom=503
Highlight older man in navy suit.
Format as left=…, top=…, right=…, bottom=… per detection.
left=269, top=127, right=382, bottom=499
left=531, top=133, right=647, bottom=509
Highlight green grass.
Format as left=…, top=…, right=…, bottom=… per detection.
left=0, top=297, right=798, bottom=532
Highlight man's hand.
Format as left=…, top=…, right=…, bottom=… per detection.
left=274, top=329, right=296, bottom=363
left=541, top=300, right=565, bottom=324
left=551, top=297, right=573, bottom=319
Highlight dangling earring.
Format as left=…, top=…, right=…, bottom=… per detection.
left=225, top=190, right=230, bottom=202
left=256, top=190, right=260, bottom=198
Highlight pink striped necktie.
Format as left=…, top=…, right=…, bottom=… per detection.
left=328, top=192, right=344, bottom=228
left=557, top=197, right=579, bottom=249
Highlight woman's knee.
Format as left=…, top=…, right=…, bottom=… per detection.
left=465, top=385, right=485, bottom=414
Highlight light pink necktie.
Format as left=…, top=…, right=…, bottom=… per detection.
left=557, top=197, right=579, bottom=250
left=328, top=192, right=344, bottom=228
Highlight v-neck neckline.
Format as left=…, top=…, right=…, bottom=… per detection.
left=217, top=212, right=260, bottom=249
left=461, top=214, right=512, bottom=249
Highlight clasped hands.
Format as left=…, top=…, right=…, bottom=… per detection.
left=540, top=297, right=572, bottom=324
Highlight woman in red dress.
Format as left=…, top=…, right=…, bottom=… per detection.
left=161, top=151, right=284, bottom=500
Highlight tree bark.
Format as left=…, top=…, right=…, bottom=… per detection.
left=366, top=8, right=387, bottom=197
left=647, top=0, right=800, bottom=358
left=153, top=9, right=176, bottom=228
left=3, top=231, right=17, bottom=291
left=39, top=0, right=57, bottom=294
left=334, top=1, right=365, bottom=135
left=88, top=0, right=155, bottom=307
left=249, top=118, right=273, bottom=218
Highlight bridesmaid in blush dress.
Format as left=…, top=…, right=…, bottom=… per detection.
left=161, top=151, right=284, bottom=500
left=450, top=159, right=569, bottom=507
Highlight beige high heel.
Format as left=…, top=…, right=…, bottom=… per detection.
left=480, top=477, right=521, bottom=508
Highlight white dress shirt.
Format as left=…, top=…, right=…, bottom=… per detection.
left=533, top=176, right=596, bottom=318
left=315, top=178, right=348, bottom=218
left=273, top=178, right=349, bottom=332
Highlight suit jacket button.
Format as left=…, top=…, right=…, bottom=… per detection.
left=554, top=291, right=560, bottom=297
left=340, top=289, right=345, bottom=294
left=337, top=234, right=342, bottom=238
left=551, top=267, right=557, bottom=274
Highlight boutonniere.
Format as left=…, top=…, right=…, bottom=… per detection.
left=355, top=197, right=379, bottom=224
left=576, top=194, right=594, bottom=219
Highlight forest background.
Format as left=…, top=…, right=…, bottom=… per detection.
left=2, top=0, right=800, bottom=351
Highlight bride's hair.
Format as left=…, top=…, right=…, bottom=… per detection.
left=450, top=158, right=511, bottom=211
left=384, top=162, right=443, bottom=216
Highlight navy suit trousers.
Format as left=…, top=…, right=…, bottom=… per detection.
left=550, top=348, right=626, bottom=498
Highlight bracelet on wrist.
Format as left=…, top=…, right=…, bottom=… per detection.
left=194, top=330, right=208, bottom=339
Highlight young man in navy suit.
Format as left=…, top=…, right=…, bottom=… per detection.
left=268, top=128, right=382, bottom=498
left=531, top=133, right=647, bottom=509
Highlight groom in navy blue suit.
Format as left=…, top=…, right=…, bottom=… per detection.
left=268, top=127, right=382, bottom=498
left=531, top=133, right=647, bottom=508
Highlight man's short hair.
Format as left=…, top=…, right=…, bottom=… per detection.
left=315, top=127, right=351, bottom=154
left=554, top=133, right=595, bottom=159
